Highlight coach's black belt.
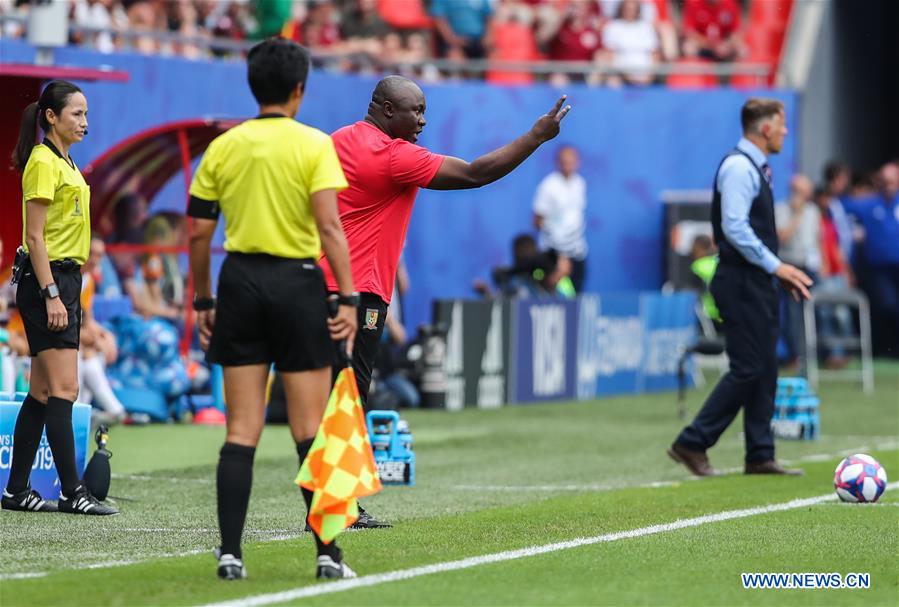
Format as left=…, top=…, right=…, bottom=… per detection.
left=49, top=259, right=80, bottom=272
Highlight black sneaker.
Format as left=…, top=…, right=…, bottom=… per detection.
left=214, top=548, right=247, bottom=581
left=316, top=555, right=357, bottom=579
left=351, top=504, right=392, bottom=529
left=1, top=487, right=58, bottom=512
left=58, top=486, right=118, bottom=515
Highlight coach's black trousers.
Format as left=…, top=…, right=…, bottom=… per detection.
left=331, top=292, right=388, bottom=409
left=676, top=263, right=779, bottom=463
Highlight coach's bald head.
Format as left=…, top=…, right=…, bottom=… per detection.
left=365, top=75, right=427, bottom=144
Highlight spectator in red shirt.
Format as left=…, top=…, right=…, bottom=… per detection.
left=544, top=0, right=603, bottom=80
left=303, top=0, right=342, bottom=50
left=682, top=0, right=745, bottom=62
left=814, top=187, right=854, bottom=368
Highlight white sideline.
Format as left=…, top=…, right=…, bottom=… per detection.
left=197, top=482, right=899, bottom=607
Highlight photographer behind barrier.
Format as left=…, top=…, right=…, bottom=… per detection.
left=476, top=234, right=576, bottom=299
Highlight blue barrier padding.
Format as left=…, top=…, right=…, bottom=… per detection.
left=0, top=402, right=92, bottom=500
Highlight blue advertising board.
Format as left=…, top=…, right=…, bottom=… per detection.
left=512, top=300, right=579, bottom=403
left=576, top=293, right=644, bottom=398
left=639, top=293, right=698, bottom=392
left=0, top=401, right=92, bottom=500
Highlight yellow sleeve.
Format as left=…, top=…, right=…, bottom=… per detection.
left=189, top=139, right=221, bottom=201
left=22, top=154, right=56, bottom=203
left=308, top=136, right=349, bottom=195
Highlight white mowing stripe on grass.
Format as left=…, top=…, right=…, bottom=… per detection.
left=112, top=473, right=213, bottom=484
left=452, top=480, right=678, bottom=492
left=452, top=445, right=899, bottom=492
left=0, top=532, right=309, bottom=581
left=197, top=481, right=899, bottom=607
left=0, top=572, right=46, bottom=580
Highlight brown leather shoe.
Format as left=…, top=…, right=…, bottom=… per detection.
left=667, top=443, right=720, bottom=477
left=744, top=460, right=804, bottom=476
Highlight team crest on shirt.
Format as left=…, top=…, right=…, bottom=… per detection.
left=364, top=309, right=379, bottom=331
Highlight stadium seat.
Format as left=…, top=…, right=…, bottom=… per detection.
left=666, top=58, right=719, bottom=89
left=744, top=0, right=793, bottom=85
left=650, top=0, right=672, bottom=23
left=728, top=67, right=768, bottom=90
left=749, top=0, right=793, bottom=27
left=377, top=0, right=431, bottom=30
left=486, top=21, right=540, bottom=85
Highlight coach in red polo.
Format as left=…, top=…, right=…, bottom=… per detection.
left=320, top=75, right=568, bottom=528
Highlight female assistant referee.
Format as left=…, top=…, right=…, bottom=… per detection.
left=2, top=80, right=117, bottom=516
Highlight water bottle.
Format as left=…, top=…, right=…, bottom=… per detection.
left=397, top=418, right=412, bottom=453
left=371, top=423, right=390, bottom=454
left=15, top=357, right=30, bottom=393
left=83, top=425, right=112, bottom=501
left=0, top=343, right=14, bottom=393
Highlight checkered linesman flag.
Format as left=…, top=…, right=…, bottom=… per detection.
left=295, top=365, right=382, bottom=543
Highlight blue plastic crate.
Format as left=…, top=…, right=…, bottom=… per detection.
left=366, top=410, right=415, bottom=486
left=772, top=377, right=820, bottom=440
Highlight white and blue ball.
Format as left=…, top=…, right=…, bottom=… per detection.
left=834, top=454, right=888, bottom=503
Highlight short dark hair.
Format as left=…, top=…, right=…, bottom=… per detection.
left=512, top=233, right=536, bottom=254
left=823, top=161, right=850, bottom=184
left=692, top=234, right=713, bottom=251
left=247, top=38, right=310, bottom=105
left=740, top=98, right=784, bottom=133
left=556, top=145, right=577, bottom=159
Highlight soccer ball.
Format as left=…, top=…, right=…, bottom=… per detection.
left=834, top=454, right=888, bottom=503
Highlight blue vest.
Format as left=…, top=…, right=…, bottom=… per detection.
left=711, top=150, right=778, bottom=267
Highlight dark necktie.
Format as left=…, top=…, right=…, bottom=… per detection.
left=762, top=163, right=773, bottom=187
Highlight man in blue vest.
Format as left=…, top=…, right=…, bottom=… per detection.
left=668, top=98, right=813, bottom=477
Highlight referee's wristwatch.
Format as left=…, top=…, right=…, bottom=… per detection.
left=337, top=292, right=360, bottom=307
left=41, top=283, right=59, bottom=300
left=192, top=295, right=216, bottom=311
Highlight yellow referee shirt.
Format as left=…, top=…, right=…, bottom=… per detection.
left=21, top=141, right=91, bottom=265
left=189, top=116, right=348, bottom=259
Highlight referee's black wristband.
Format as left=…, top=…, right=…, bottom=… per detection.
left=192, top=296, right=216, bottom=311
left=337, top=292, right=360, bottom=307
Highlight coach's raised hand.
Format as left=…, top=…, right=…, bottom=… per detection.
left=531, top=95, right=572, bottom=144
left=426, top=95, right=573, bottom=190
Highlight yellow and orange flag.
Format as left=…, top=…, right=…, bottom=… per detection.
left=295, top=366, right=382, bottom=543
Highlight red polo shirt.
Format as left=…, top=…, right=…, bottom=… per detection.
left=321, top=121, right=445, bottom=303
left=683, top=0, right=741, bottom=43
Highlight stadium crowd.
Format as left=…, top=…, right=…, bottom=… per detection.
left=773, top=161, right=899, bottom=366
left=0, top=0, right=775, bottom=85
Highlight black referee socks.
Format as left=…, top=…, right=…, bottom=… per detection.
left=45, top=396, right=81, bottom=497
left=217, top=442, right=256, bottom=559
left=296, top=438, right=314, bottom=468
left=296, top=439, right=341, bottom=561
left=5, top=394, right=47, bottom=495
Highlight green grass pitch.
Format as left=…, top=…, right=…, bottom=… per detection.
left=1, top=364, right=897, bottom=606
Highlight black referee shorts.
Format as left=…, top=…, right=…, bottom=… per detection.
left=207, top=253, right=333, bottom=372
left=17, top=262, right=82, bottom=356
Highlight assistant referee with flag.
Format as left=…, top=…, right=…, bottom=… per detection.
left=189, top=38, right=358, bottom=580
